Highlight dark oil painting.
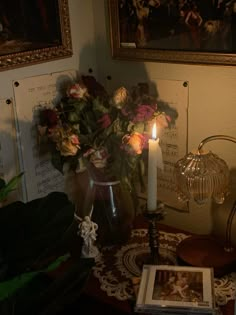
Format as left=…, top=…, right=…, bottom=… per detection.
left=0, top=0, right=72, bottom=71
left=109, top=0, right=236, bottom=65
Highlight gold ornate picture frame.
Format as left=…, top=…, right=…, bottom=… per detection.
left=108, top=0, right=236, bottom=66
left=0, top=0, right=72, bottom=71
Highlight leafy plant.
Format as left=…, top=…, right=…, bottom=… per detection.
left=0, top=172, right=24, bottom=202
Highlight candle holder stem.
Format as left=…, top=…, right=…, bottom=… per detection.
left=145, top=202, right=165, bottom=264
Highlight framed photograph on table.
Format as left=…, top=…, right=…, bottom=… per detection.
left=108, top=0, right=236, bottom=66
left=0, top=0, right=72, bottom=71
left=135, top=265, right=217, bottom=314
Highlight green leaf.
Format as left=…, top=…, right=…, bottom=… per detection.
left=0, top=178, right=6, bottom=190
left=132, top=122, right=145, bottom=133
left=0, top=172, right=24, bottom=202
left=68, top=111, right=80, bottom=123
left=93, top=98, right=109, bottom=113
left=74, top=100, right=87, bottom=112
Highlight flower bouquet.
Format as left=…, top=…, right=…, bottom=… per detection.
left=37, top=75, right=178, bottom=245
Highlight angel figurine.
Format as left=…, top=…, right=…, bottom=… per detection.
left=78, top=215, right=99, bottom=258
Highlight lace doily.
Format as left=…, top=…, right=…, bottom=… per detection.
left=93, top=228, right=236, bottom=306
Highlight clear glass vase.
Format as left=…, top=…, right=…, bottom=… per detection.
left=90, top=179, right=135, bottom=247
left=66, top=168, right=135, bottom=247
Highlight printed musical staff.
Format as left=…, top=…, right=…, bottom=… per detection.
left=152, top=79, right=188, bottom=212
left=13, top=70, right=76, bottom=202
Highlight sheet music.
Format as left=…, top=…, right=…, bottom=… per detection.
left=154, top=79, right=188, bottom=212
left=13, top=70, right=77, bottom=202
left=0, top=98, right=21, bottom=202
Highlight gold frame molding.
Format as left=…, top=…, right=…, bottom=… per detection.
left=0, top=0, right=72, bottom=71
left=108, top=0, right=236, bottom=66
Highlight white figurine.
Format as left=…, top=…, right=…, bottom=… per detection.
left=78, top=215, right=99, bottom=258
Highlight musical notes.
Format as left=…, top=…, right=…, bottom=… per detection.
left=13, top=70, right=76, bottom=202
left=152, top=79, right=188, bottom=211
left=36, top=172, right=63, bottom=195
left=162, top=143, right=178, bottom=159
left=162, top=126, right=178, bottom=141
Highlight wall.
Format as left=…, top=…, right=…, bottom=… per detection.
left=92, top=1, right=236, bottom=236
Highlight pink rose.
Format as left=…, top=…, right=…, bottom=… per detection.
left=67, top=83, right=88, bottom=99
left=70, top=134, right=80, bottom=145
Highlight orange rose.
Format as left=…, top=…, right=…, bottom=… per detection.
left=57, top=136, right=80, bottom=156
left=122, top=132, right=146, bottom=155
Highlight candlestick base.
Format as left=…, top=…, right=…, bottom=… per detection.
left=144, top=202, right=165, bottom=264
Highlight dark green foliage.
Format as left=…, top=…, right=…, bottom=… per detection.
left=0, top=192, right=94, bottom=315
left=0, top=172, right=24, bottom=202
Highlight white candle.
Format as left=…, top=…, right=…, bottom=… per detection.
left=147, top=123, right=160, bottom=211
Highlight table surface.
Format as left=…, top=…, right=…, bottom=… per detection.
left=79, top=216, right=235, bottom=315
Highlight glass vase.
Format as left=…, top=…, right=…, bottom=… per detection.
left=66, top=169, right=135, bottom=247
left=90, top=179, right=135, bottom=247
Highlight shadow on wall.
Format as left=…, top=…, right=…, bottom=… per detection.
left=78, top=39, right=179, bottom=126
left=78, top=38, right=155, bottom=91
left=212, top=168, right=236, bottom=246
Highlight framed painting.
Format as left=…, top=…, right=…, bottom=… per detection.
left=108, top=0, right=236, bottom=66
left=0, top=0, right=72, bottom=71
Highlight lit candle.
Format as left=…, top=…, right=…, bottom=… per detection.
left=147, top=123, right=162, bottom=211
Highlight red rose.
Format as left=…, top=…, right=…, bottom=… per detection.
left=42, top=109, right=58, bottom=128
left=97, top=114, right=112, bottom=129
left=132, top=105, right=155, bottom=123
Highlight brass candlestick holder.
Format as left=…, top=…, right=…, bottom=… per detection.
left=144, top=202, right=165, bottom=264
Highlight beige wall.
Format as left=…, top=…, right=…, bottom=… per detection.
left=92, top=1, right=236, bottom=236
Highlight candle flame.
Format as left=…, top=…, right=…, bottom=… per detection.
left=152, top=123, right=157, bottom=140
